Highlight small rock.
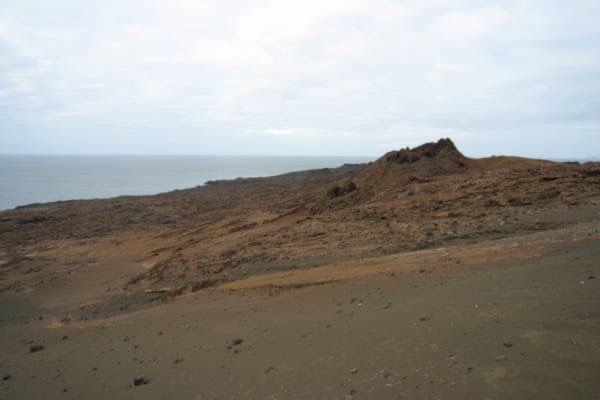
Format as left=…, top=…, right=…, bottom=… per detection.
left=174, top=358, right=183, bottom=364
left=419, top=316, right=430, bottom=322
left=30, top=344, right=45, bottom=353
left=231, top=338, right=243, bottom=346
left=381, top=302, right=391, bottom=310
left=588, top=275, right=595, bottom=280
left=133, top=376, right=149, bottom=386
left=349, top=367, right=359, bottom=374
left=3, top=373, right=10, bottom=381
left=503, top=341, right=513, bottom=348
left=265, top=366, right=275, bottom=374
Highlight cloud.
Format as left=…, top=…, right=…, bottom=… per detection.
left=246, top=128, right=319, bottom=137
left=0, top=0, right=599, bottom=157
left=437, top=6, right=512, bottom=39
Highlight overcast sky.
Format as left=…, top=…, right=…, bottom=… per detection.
left=1, top=0, right=599, bottom=158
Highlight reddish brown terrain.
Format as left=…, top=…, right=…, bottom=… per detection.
left=1, top=138, right=599, bottom=399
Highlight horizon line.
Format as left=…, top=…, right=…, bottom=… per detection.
left=0, top=153, right=598, bottom=162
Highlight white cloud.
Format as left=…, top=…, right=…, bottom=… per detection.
left=246, top=128, right=319, bottom=138
left=0, top=0, right=598, bottom=157
left=436, top=6, right=512, bottom=39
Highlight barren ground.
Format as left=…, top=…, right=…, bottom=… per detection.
left=1, top=139, right=599, bottom=399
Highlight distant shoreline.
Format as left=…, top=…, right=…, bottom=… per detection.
left=0, top=155, right=373, bottom=211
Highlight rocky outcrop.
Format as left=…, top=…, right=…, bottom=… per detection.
left=383, top=138, right=465, bottom=164
left=352, top=138, right=470, bottom=192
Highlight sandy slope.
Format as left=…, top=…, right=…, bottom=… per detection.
left=1, top=224, right=599, bottom=399
left=1, top=139, right=600, bottom=399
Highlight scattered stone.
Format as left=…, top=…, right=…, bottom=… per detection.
left=327, top=181, right=357, bottom=198
left=30, top=344, right=45, bottom=353
left=133, top=376, right=149, bottom=386
left=503, top=341, right=513, bottom=348
left=485, top=199, right=502, bottom=208
left=541, top=176, right=559, bottom=182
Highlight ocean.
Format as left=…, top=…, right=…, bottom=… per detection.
left=0, top=155, right=373, bottom=211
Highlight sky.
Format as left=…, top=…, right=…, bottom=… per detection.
left=0, top=0, right=599, bottom=158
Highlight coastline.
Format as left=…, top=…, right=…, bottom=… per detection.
left=0, top=155, right=373, bottom=211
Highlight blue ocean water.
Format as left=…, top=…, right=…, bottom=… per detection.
left=0, top=155, right=373, bottom=211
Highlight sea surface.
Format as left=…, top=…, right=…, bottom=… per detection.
left=0, top=155, right=373, bottom=211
